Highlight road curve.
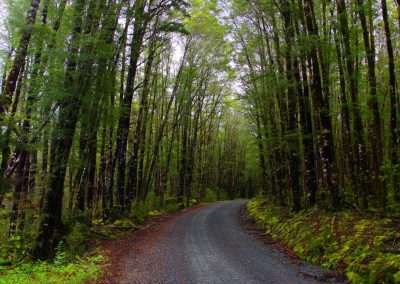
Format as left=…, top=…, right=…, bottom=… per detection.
left=103, top=200, right=328, bottom=284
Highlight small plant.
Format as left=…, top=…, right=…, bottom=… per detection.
left=203, top=188, right=218, bottom=203
left=131, top=202, right=149, bottom=220
left=65, top=221, right=91, bottom=256
left=54, top=241, right=67, bottom=266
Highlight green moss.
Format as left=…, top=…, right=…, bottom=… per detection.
left=148, top=210, right=163, bottom=217
left=247, top=198, right=400, bottom=283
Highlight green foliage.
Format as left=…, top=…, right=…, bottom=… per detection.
left=131, top=192, right=157, bottom=220
left=148, top=210, right=163, bottom=217
left=64, top=222, right=91, bottom=257
left=131, top=192, right=182, bottom=220
left=145, top=191, right=157, bottom=210
left=248, top=198, right=400, bottom=283
left=131, top=203, right=150, bottom=221
left=158, top=21, right=189, bottom=35
left=54, top=242, right=67, bottom=266
left=162, top=200, right=180, bottom=213
left=0, top=255, right=105, bottom=284
left=8, top=235, right=29, bottom=257
left=0, top=234, right=31, bottom=264
left=112, top=219, right=135, bottom=227
left=203, top=188, right=218, bottom=203
left=381, top=158, right=400, bottom=214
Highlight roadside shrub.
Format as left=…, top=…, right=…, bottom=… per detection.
left=163, top=201, right=179, bottom=213
left=131, top=202, right=149, bottom=221
left=65, top=221, right=91, bottom=256
left=145, top=191, right=157, bottom=210
left=203, top=188, right=218, bottom=203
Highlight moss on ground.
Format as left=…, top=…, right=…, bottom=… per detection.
left=247, top=198, right=400, bottom=283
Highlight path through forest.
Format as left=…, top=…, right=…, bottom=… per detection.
left=98, top=201, right=339, bottom=284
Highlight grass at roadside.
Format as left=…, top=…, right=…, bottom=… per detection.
left=247, top=198, right=400, bottom=283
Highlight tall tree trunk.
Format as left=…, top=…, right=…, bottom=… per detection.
left=33, top=0, right=86, bottom=260
left=356, top=0, right=383, bottom=207
left=127, top=37, right=156, bottom=206
left=113, top=0, right=147, bottom=208
left=335, top=0, right=369, bottom=207
left=144, top=39, right=191, bottom=197
left=381, top=0, right=399, bottom=202
left=294, top=0, right=317, bottom=207
left=303, top=0, right=339, bottom=209
left=0, top=0, right=41, bottom=121
left=269, top=10, right=290, bottom=203
left=281, top=0, right=301, bottom=211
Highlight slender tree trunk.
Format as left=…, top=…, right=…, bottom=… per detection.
left=9, top=150, right=28, bottom=237
left=113, top=0, right=146, bottom=208
left=335, top=0, right=369, bottom=207
left=381, top=0, right=399, bottom=202
left=330, top=3, right=354, bottom=203
left=294, top=0, right=317, bottom=207
left=356, top=0, right=384, bottom=207
left=0, top=0, right=41, bottom=121
left=145, top=40, right=191, bottom=196
left=127, top=37, right=156, bottom=206
left=281, top=0, right=301, bottom=211
left=0, top=61, right=26, bottom=209
left=38, top=0, right=68, bottom=212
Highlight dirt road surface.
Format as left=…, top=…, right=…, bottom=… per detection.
left=98, top=200, right=337, bottom=284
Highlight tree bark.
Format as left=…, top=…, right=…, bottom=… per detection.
left=303, top=0, right=339, bottom=209
left=381, top=0, right=399, bottom=202
left=113, top=0, right=147, bottom=208
left=0, top=0, right=41, bottom=121
left=281, top=0, right=301, bottom=211
left=33, top=0, right=86, bottom=260
left=356, top=0, right=383, bottom=207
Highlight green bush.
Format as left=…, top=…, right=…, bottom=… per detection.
left=131, top=202, right=149, bottom=220
left=163, top=202, right=179, bottom=213
left=203, top=188, right=218, bottom=203
left=65, top=221, right=91, bottom=256
left=145, top=191, right=157, bottom=209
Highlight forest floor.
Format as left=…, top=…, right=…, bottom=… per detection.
left=247, top=199, right=400, bottom=283
left=93, top=200, right=339, bottom=284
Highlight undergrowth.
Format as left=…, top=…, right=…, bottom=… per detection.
left=247, top=198, right=400, bottom=283
left=0, top=254, right=105, bottom=284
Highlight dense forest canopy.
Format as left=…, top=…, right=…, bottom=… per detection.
left=0, top=0, right=399, bottom=260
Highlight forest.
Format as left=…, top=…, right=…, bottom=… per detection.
left=0, top=0, right=400, bottom=282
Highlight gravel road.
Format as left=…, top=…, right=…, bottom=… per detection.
left=101, top=200, right=333, bottom=284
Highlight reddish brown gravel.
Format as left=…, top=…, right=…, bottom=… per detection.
left=95, top=205, right=205, bottom=284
